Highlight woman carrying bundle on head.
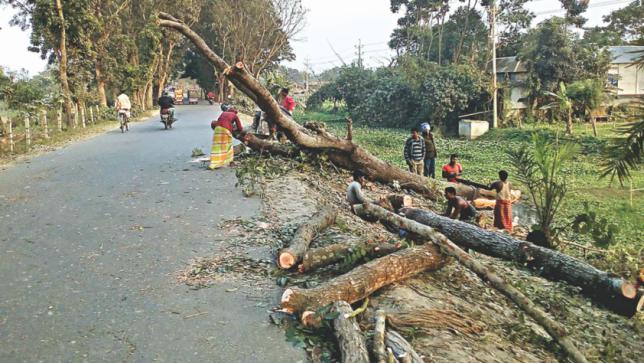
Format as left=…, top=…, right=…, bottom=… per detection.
left=209, top=106, right=243, bottom=170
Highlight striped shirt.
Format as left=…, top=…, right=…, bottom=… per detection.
left=404, top=137, right=426, bottom=162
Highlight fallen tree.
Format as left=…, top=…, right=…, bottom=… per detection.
left=401, top=208, right=643, bottom=317
left=278, top=207, right=337, bottom=269
left=280, top=244, right=448, bottom=320
left=356, top=203, right=589, bottom=363
left=298, top=239, right=404, bottom=273
left=157, top=12, right=440, bottom=200
left=332, top=301, right=370, bottom=363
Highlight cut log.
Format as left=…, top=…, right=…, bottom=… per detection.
left=357, top=203, right=589, bottom=363
left=298, top=239, right=404, bottom=273
left=373, top=309, right=388, bottom=363
left=280, top=244, right=448, bottom=317
left=401, top=207, right=642, bottom=316
left=332, top=301, right=370, bottom=363
left=385, top=330, right=424, bottom=363
left=158, top=12, right=440, bottom=200
left=278, top=207, right=337, bottom=269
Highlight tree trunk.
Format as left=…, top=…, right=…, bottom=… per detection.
left=158, top=12, right=441, bottom=200
left=95, top=63, right=108, bottom=107
left=55, top=0, right=74, bottom=128
left=332, top=301, right=370, bottom=363
left=298, top=239, right=404, bottom=273
left=357, top=203, right=590, bottom=363
left=566, top=109, right=573, bottom=135
left=280, top=244, right=448, bottom=319
left=373, top=310, right=388, bottom=363
left=401, top=208, right=643, bottom=316
left=590, top=115, right=598, bottom=137
left=385, top=330, right=424, bottom=363
left=145, top=82, right=154, bottom=109
left=278, top=207, right=337, bottom=269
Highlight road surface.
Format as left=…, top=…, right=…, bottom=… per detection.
left=0, top=105, right=304, bottom=362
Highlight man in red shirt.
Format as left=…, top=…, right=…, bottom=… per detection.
left=279, top=88, right=296, bottom=114
left=442, top=154, right=463, bottom=182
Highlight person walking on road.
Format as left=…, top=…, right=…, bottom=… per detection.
left=209, top=107, right=243, bottom=170
left=404, top=127, right=426, bottom=175
left=421, top=123, right=437, bottom=178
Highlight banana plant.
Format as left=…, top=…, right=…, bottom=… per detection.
left=541, top=82, right=574, bottom=135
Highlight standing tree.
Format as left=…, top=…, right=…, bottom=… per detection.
left=542, top=82, right=574, bottom=135
left=519, top=17, right=577, bottom=110
left=507, top=133, right=579, bottom=247
left=567, top=78, right=608, bottom=137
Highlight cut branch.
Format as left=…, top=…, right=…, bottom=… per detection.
left=278, top=207, right=337, bottom=269
left=373, top=309, right=388, bottom=363
left=280, top=244, right=448, bottom=319
left=332, top=301, right=370, bottom=363
left=384, top=330, right=424, bottom=363
left=401, top=207, right=642, bottom=317
left=356, top=203, right=589, bottom=363
left=158, top=12, right=440, bottom=200
left=298, top=239, right=404, bottom=273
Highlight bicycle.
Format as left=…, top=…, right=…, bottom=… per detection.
left=118, top=109, right=130, bottom=133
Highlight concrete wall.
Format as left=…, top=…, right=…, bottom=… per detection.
left=459, top=120, right=489, bottom=140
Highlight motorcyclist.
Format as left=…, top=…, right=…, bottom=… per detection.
left=158, top=91, right=175, bottom=120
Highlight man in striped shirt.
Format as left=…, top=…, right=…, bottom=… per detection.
left=404, top=127, right=426, bottom=175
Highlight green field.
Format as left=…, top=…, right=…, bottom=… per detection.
left=294, top=109, right=643, bottom=274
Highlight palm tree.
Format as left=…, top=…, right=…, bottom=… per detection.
left=542, top=82, right=574, bottom=135
left=507, top=133, right=579, bottom=247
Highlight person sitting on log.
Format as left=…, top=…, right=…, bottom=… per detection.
left=444, top=186, right=478, bottom=223
left=404, top=127, right=426, bottom=175
left=442, top=154, right=463, bottom=182
left=347, top=170, right=368, bottom=211
left=488, top=170, right=514, bottom=232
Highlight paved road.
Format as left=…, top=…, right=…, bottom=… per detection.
left=0, top=105, right=304, bottom=362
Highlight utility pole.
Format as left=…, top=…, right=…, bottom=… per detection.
left=356, top=39, right=362, bottom=68
left=490, top=0, right=498, bottom=128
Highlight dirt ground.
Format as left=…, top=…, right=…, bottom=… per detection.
left=179, top=154, right=643, bottom=363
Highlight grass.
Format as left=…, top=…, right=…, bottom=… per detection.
left=294, top=109, right=643, bottom=272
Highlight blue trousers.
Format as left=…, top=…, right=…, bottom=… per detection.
left=424, top=158, right=436, bottom=178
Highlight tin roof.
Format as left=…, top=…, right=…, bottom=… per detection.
left=608, top=46, right=644, bottom=64
left=495, top=57, right=526, bottom=73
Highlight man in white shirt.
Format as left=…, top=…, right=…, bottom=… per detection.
left=115, top=92, right=132, bottom=131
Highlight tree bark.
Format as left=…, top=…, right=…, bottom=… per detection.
left=54, top=0, right=74, bottom=128
left=373, top=309, right=388, bottom=363
left=332, top=301, right=370, bottom=363
left=385, top=330, right=424, bottom=363
left=280, top=244, right=447, bottom=319
left=298, top=239, right=404, bottom=273
left=401, top=208, right=643, bottom=316
left=95, top=63, right=108, bottom=107
left=158, top=12, right=440, bottom=200
left=278, top=207, right=337, bottom=269
left=357, top=203, right=590, bottom=363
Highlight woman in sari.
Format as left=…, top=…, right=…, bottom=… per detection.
left=209, top=107, right=243, bottom=170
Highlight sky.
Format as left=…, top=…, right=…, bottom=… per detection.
left=0, top=0, right=634, bottom=76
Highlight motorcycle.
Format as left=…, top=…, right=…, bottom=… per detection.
left=160, top=108, right=175, bottom=129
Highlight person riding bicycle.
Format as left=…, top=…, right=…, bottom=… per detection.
left=115, top=92, right=131, bottom=131
left=158, top=91, right=175, bottom=120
